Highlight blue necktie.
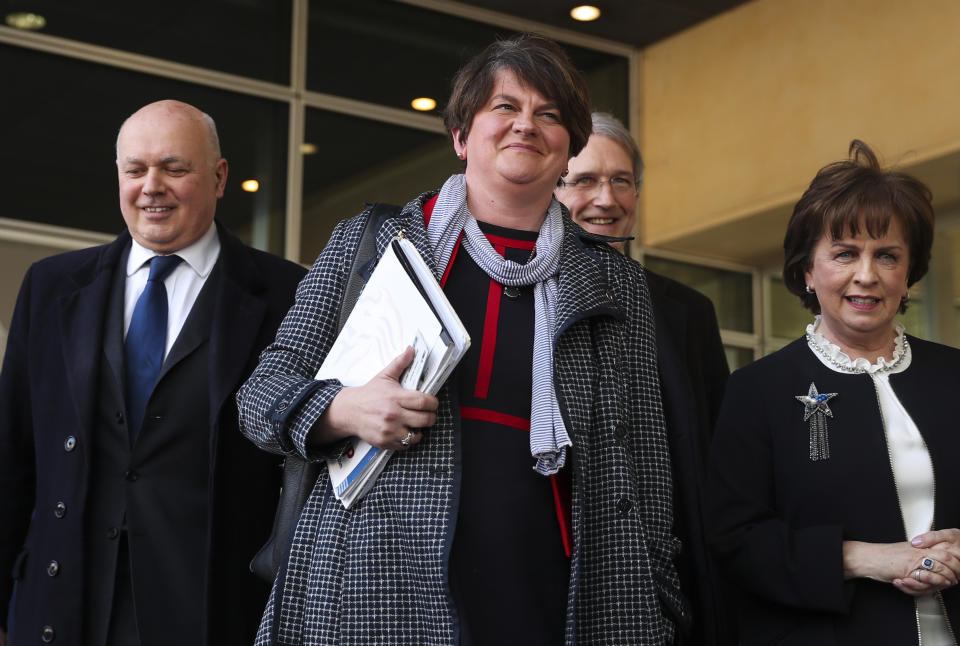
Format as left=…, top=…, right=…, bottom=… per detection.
left=125, top=254, right=182, bottom=444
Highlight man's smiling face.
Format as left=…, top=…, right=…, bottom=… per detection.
left=556, top=134, right=637, bottom=251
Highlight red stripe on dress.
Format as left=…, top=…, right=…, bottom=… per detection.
left=459, top=406, right=530, bottom=431
left=550, top=470, right=573, bottom=558
left=483, top=232, right=536, bottom=250
left=474, top=245, right=504, bottom=399
left=422, top=195, right=461, bottom=288
left=440, top=234, right=461, bottom=289
left=422, top=194, right=439, bottom=226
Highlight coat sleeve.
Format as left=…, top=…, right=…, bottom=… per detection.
left=236, top=215, right=363, bottom=460
left=705, top=363, right=853, bottom=613
left=0, top=266, right=38, bottom=629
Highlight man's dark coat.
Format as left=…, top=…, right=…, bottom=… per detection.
left=0, top=222, right=306, bottom=645
left=646, top=270, right=735, bottom=646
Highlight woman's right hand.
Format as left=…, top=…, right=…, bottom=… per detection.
left=843, top=539, right=960, bottom=597
left=311, top=346, right=439, bottom=451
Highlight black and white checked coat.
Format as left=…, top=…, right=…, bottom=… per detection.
left=237, top=191, right=685, bottom=645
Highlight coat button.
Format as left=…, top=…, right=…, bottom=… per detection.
left=47, top=560, right=60, bottom=576
left=124, top=470, right=139, bottom=482
left=41, top=626, right=55, bottom=643
left=54, top=502, right=67, bottom=519
left=115, top=410, right=124, bottom=424
left=64, top=436, right=77, bottom=452
left=616, top=496, right=633, bottom=515
left=106, top=527, right=120, bottom=539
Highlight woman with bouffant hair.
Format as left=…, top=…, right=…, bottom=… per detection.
left=783, top=140, right=934, bottom=314
left=707, top=140, right=960, bottom=645
left=240, top=33, right=683, bottom=645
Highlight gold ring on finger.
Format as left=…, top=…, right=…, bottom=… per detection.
left=915, top=568, right=923, bottom=582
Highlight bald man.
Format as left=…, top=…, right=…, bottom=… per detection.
left=0, top=101, right=306, bottom=646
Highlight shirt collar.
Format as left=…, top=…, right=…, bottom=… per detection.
left=126, top=222, right=220, bottom=277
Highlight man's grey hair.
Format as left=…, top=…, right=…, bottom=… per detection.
left=590, top=112, right=644, bottom=190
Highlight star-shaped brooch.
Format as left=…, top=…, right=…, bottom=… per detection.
left=796, top=382, right=837, bottom=461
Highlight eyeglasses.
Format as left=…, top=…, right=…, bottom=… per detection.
left=559, top=175, right=637, bottom=194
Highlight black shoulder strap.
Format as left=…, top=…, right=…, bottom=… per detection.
left=254, top=201, right=403, bottom=589
left=336, top=202, right=401, bottom=333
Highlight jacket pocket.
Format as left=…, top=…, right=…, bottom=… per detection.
left=654, top=569, right=692, bottom=635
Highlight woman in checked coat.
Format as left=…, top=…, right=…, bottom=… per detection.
left=238, top=34, right=684, bottom=645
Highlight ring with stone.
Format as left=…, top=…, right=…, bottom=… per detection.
left=915, top=569, right=923, bottom=582
left=400, top=431, right=414, bottom=447
left=922, top=557, right=936, bottom=571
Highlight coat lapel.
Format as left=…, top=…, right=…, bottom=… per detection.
left=58, top=234, right=130, bottom=439
left=555, top=221, right=625, bottom=339
left=156, top=265, right=217, bottom=384
left=206, top=226, right=268, bottom=426
left=102, top=246, right=130, bottom=405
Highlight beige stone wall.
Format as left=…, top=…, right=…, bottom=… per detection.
left=639, top=0, right=960, bottom=264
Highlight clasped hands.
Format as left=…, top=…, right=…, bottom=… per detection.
left=893, top=529, right=960, bottom=596
left=313, top=347, right=439, bottom=451
left=844, top=529, right=960, bottom=597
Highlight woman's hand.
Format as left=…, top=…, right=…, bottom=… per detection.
left=843, top=538, right=960, bottom=597
left=311, top=347, right=439, bottom=451
left=893, top=529, right=960, bottom=595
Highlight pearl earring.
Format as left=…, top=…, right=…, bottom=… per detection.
left=805, top=285, right=815, bottom=294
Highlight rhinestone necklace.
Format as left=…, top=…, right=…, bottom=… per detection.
left=805, top=331, right=909, bottom=375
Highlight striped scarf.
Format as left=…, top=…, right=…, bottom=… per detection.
left=427, top=174, right=570, bottom=475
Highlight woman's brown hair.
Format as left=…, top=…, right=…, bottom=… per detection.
left=442, top=33, right=592, bottom=158
left=782, top=140, right=934, bottom=313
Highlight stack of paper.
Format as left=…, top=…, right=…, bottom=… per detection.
left=319, top=236, right=470, bottom=508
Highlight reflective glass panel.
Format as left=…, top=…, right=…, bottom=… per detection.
left=644, top=255, right=754, bottom=333
left=1, top=44, right=289, bottom=255
left=767, top=276, right=808, bottom=340
left=299, top=108, right=458, bottom=263
left=896, top=279, right=928, bottom=340
left=308, top=0, right=629, bottom=123
left=724, top=346, right=755, bottom=371
left=3, top=0, right=292, bottom=83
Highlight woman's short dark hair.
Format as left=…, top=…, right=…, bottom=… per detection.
left=443, top=33, right=592, bottom=158
left=783, top=140, right=934, bottom=314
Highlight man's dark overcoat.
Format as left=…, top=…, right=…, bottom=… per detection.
left=645, top=270, right=735, bottom=646
left=0, top=222, right=306, bottom=645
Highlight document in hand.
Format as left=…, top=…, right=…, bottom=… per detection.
left=318, top=236, right=470, bottom=508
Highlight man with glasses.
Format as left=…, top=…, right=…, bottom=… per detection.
left=557, top=112, right=737, bottom=646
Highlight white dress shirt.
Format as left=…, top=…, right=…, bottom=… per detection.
left=123, top=223, right=221, bottom=359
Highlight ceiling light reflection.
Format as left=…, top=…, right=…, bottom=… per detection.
left=570, top=5, right=601, bottom=21
left=411, top=97, right=437, bottom=112
left=6, top=12, right=46, bottom=30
